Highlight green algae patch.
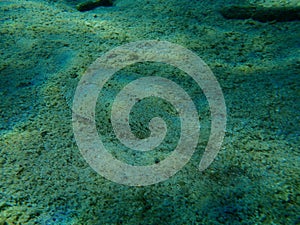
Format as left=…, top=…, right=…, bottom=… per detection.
left=76, top=0, right=113, bottom=12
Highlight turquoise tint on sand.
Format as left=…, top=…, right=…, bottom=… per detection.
left=0, top=0, right=299, bottom=224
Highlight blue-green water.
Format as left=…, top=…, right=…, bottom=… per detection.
left=0, top=0, right=299, bottom=224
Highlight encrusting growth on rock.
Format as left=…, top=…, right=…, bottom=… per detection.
left=220, top=5, right=300, bottom=22
left=76, top=0, right=113, bottom=12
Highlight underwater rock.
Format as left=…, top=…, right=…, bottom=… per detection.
left=220, top=5, right=300, bottom=22
left=76, top=0, right=113, bottom=12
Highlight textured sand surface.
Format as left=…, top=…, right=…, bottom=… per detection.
left=0, top=0, right=299, bottom=224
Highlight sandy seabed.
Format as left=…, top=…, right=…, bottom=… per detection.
left=0, top=0, right=299, bottom=224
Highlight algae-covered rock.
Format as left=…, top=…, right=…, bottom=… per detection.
left=76, top=0, right=113, bottom=12
left=220, top=5, right=300, bottom=22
